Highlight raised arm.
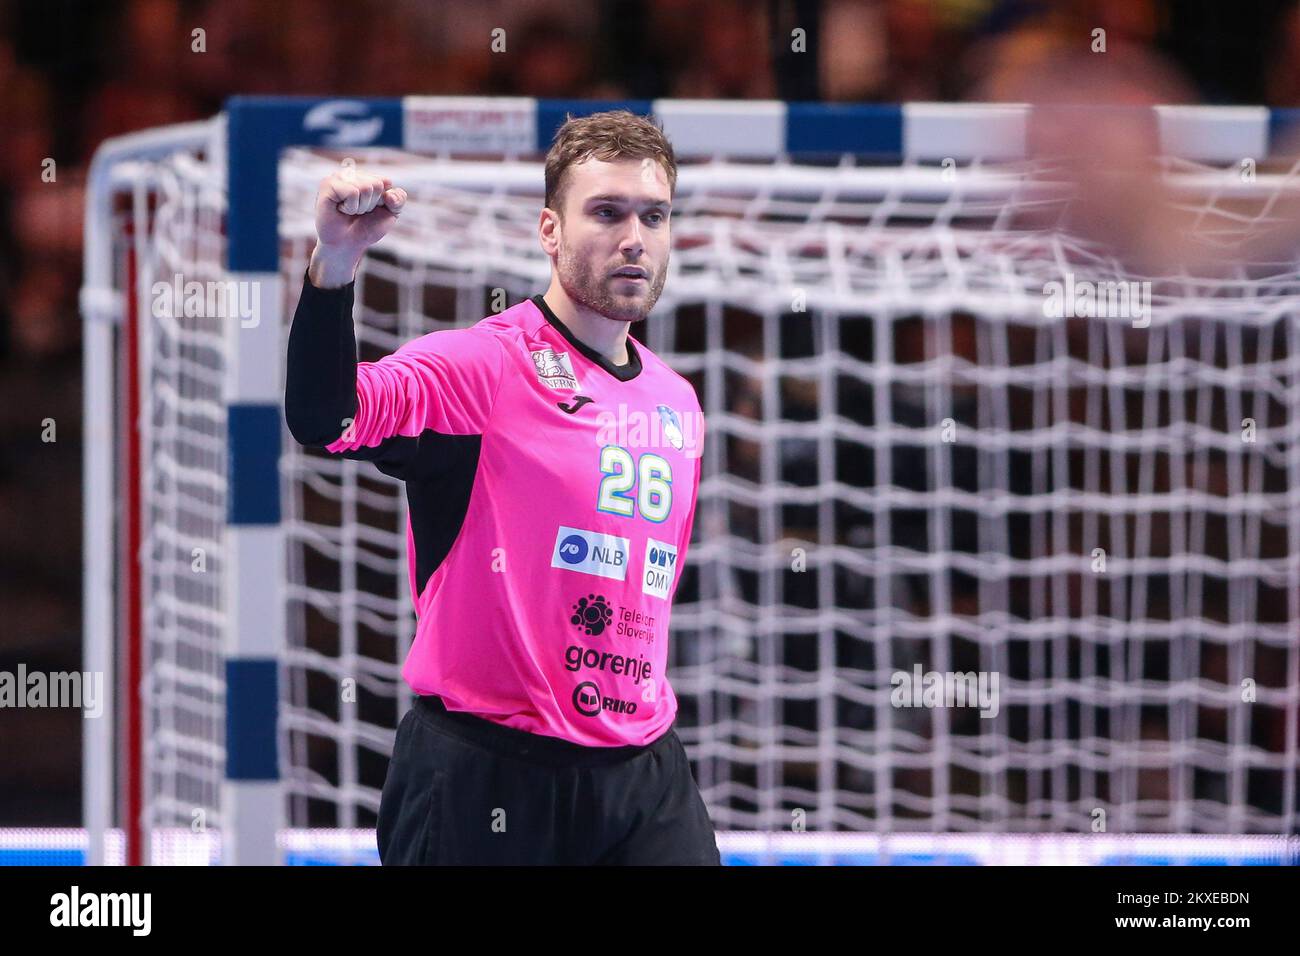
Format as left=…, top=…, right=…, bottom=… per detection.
left=285, top=169, right=504, bottom=459
left=285, top=169, right=406, bottom=448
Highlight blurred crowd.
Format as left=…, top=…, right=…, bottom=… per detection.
left=2, top=0, right=1299, bottom=825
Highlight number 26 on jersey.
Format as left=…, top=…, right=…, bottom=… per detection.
left=597, top=445, right=672, bottom=523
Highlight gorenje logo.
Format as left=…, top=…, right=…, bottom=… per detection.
left=551, top=526, right=629, bottom=581
left=571, top=680, right=639, bottom=718
left=563, top=644, right=653, bottom=685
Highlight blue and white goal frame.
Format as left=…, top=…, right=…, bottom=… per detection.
left=81, top=96, right=1300, bottom=866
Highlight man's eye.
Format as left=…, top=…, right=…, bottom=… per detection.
left=644, top=213, right=664, bottom=225
left=595, top=208, right=615, bottom=218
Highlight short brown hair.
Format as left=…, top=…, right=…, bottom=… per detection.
left=543, top=109, right=678, bottom=216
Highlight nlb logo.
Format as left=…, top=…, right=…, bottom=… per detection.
left=552, top=526, right=629, bottom=582
left=558, top=536, right=587, bottom=563
left=642, top=538, right=678, bottom=600
left=302, top=100, right=384, bottom=146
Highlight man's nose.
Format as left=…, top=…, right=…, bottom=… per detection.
left=619, top=217, right=644, bottom=255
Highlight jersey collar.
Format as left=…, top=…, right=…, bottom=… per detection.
left=530, top=294, right=643, bottom=382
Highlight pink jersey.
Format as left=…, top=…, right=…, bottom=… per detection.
left=324, top=295, right=704, bottom=747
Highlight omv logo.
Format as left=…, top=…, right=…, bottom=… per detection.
left=303, top=100, right=384, bottom=146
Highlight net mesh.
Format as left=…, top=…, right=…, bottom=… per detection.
left=139, top=155, right=228, bottom=834
left=126, top=140, right=1300, bottom=840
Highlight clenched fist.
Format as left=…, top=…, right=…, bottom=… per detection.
left=308, top=170, right=408, bottom=288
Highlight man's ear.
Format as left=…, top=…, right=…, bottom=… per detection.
left=538, top=206, right=561, bottom=256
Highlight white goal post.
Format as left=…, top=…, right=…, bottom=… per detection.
left=82, top=97, right=1300, bottom=865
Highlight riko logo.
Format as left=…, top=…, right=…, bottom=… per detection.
left=571, top=594, right=613, bottom=636
left=531, top=347, right=580, bottom=391
left=642, top=538, right=678, bottom=600
left=571, top=680, right=639, bottom=718
left=302, top=100, right=384, bottom=146
left=551, top=526, right=629, bottom=581
left=573, top=681, right=603, bottom=717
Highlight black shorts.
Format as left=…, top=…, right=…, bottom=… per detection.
left=376, top=695, right=722, bottom=865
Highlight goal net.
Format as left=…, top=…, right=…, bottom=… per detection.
left=83, top=99, right=1300, bottom=864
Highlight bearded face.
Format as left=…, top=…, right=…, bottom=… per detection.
left=549, top=157, right=672, bottom=323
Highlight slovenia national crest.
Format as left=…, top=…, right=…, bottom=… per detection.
left=657, top=404, right=685, bottom=450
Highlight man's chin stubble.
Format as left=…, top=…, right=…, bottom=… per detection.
left=605, top=272, right=667, bottom=322
left=556, top=246, right=666, bottom=322
left=603, top=287, right=653, bottom=322
left=568, top=279, right=656, bottom=323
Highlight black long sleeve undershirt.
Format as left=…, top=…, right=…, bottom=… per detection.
left=284, top=273, right=484, bottom=586
left=284, top=270, right=432, bottom=480
left=284, top=270, right=359, bottom=447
